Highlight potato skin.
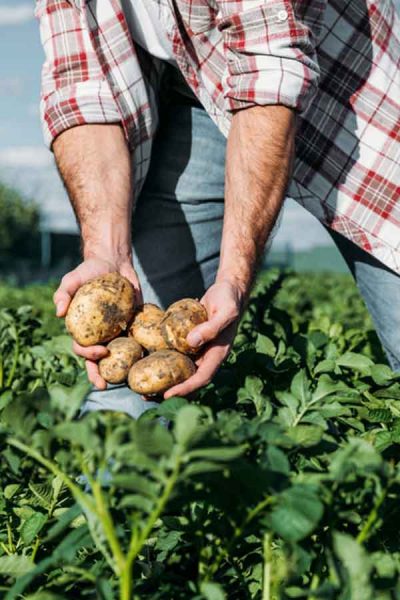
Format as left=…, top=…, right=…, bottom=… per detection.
left=99, top=337, right=143, bottom=384
left=65, top=273, right=135, bottom=346
left=128, top=303, right=169, bottom=352
left=128, top=350, right=196, bottom=395
left=161, top=298, right=207, bottom=354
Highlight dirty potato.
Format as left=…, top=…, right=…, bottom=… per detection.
left=99, top=337, right=143, bottom=384
left=65, top=272, right=135, bottom=346
left=128, top=350, right=196, bottom=395
left=128, top=303, right=169, bottom=352
left=161, top=298, right=207, bottom=354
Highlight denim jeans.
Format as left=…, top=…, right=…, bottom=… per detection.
left=81, top=97, right=400, bottom=419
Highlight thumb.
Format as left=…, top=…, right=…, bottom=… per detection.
left=119, top=263, right=143, bottom=304
left=187, top=312, right=231, bottom=348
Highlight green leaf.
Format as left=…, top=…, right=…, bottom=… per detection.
left=200, top=582, right=226, bottom=600
left=95, top=579, right=115, bottom=600
left=334, top=532, right=373, bottom=600
left=238, top=375, right=270, bottom=417
left=264, top=445, right=290, bottom=475
left=186, top=446, right=245, bottom=462
left=367, top=408, right=393, bottom=423
left=52, top=421, right=93, bottom=450
left=270, top=486, right=323, bottom=542
left=45, top=504, right=82, bottom=541
left=175, top=405, right=202, bottom=447
left=314, top=359, right=336, bottom=374
left=20, top=512, right=48, bottom=545
left=336, top=352, right=374, bottom=372
left=285, top=425, right=324, bottom=447
left=256, top=334, right=276, bottom=357
left=4, top=484, right=20, bottom=499
left=291, top=370, right=311, bottom=405
left=183, top=461, right=226, bottom=477
left=370, top=364, right=396, bottom=386
left=48, top=376, right=90, bottom=421
left=154, top=396, right=188, bottom=419
left=0, top=554, right=33, bottom=577
left=111, top=473, right=159, bottom=498
left=25, top=593, right=66, bottom=600
left=329, top=439, right=382, bottom=480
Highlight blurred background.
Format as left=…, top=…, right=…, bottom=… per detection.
left=0, top=0, right=348, bottom=285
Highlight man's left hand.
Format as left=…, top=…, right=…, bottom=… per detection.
left=163, top=280, right=244, bottom=399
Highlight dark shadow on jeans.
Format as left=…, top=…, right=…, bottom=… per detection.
left=132, top=68, right=214, bottom=308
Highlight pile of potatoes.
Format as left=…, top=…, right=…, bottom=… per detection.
left=65, top=272, right=207, bottom=395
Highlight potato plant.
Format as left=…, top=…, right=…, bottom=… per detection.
left=0, top=272, right=400, bottom=599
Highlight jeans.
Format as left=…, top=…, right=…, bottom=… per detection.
left=81, top=97, right=400, bottom=419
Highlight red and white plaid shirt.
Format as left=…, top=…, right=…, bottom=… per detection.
left=36, top=0, right=400, bottom=272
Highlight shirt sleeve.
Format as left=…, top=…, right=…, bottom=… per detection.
left=217, top=0, right=326, bottom=114
left=35, top=0, right=121, bottom=149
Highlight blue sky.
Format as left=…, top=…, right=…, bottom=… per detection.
left=0, top=1, right=332, bottom=248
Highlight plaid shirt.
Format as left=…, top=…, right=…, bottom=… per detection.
left=36, top=0, right=400, bottom=272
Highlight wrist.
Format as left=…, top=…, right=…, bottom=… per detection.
left=83, top=243, right=132, bottom=266
left=215, top=270, right=250, bottom=304
left=82, top=227, right=132, bottom=265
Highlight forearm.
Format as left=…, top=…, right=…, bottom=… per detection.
left=53, top=124, right=132, bottom=261
left=217, top=106, right=295, bottom=298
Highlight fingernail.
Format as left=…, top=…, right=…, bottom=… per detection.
left=187, top=332, right=203, bottom=347
left=55, top=302, right=63, bottom=316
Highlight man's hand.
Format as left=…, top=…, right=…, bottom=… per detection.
left=165, top=105, right=295, bottom=398
left=164, top=280, right=243, bottom=398
left=54, top=256, right=141, bottom=390
left=52, top=123, right=136, bottom=390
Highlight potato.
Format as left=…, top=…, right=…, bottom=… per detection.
left=128, top=350, right=196, bottom=395
left=65, top=272, right=135, bottom=346
left=99, top=337, right=143, bottom=384
left=128, top=303, right=169, bottom=352
left=161, top=298, right=207, bottom=354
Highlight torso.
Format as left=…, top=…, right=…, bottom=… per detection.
left=121, top=0, right=177, bottom=65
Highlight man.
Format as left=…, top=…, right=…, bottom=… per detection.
left=36, top=0, right=399, bottom=416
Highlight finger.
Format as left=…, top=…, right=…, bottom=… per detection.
left=53, top=289, right=71, bottom=317
left=73, top=341, right=109, bottom=361
left=164, top=344, right=229, bottom=398
left=119, top=264, right=143, bottom=304
left=54, top=270, right=82, bottom=316
left=187, top=304, right=239, bottom=349
left=86, top=360, right=107, bottom=390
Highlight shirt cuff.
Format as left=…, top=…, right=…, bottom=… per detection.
left=220, top=2, right=322, bottom=115
left=41, top=80, right=122, bottom=149
left=223, top=54, right=319, bottom=115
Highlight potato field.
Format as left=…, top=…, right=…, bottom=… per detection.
left=1, top=271, right=400, bottom=600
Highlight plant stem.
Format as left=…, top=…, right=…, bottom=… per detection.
left=0, top=543, right=11, bottom=556
left=31, top=537, right=40, bottom=562
left=306, top=573, right=320, bottom=600
left=8, top=439, right=93, bottom=511
left=120, top=563, right=133, bottom=600
left=6, top=328, right=19, bottom=388
left=129, top=454, right=182, bottom=559
left=357, top=485, right=388, bottom=544
left=7, top=438, right=116, bottom=572
left=63, top=565, right=97, bottom=583
left=91, top=480, right=125, bottom=574
left=262, top=532, right=272, bottom=600
left=207, top=495, right=274, bottom=579
left=0, top=354, right=4, bottom=389
left=6, top=520, right=14, bottom=553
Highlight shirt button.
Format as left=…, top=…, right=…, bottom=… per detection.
left=277, top=9, right=288, bottom=21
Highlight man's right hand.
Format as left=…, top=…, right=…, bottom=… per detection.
left=54, top=256, right=142, bottom=390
